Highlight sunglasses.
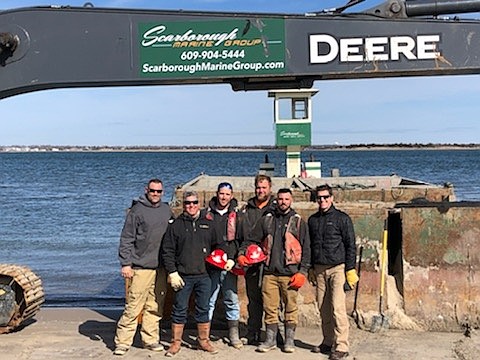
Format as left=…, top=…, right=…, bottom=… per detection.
left=317, top=195, right=331, bottom=201
left=148, top=188, right=163, bottom=194
left=184, top=200, right=199, bottom=205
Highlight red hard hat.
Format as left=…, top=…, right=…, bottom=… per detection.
left=245, top=244, right=267, bottom=264
left=206, top=249, right=227, bottom=269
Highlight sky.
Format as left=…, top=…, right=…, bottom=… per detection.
left=1, top=0, right=480, bottom=147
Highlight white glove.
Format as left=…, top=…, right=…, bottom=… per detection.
left=168, top=271, right=185, bottom=291
left=224, top=259, right=235, bottom=272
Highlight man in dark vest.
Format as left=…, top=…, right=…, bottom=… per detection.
left=255, top=188, right=310, bottom=353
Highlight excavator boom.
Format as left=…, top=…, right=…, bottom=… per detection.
left=1, top=0, right=480, bottom=98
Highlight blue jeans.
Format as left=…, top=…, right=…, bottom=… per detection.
left=172, top=274, right=211, bottom=324
left=208, top=269, right=240, bottom=321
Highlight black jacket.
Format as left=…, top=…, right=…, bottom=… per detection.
left=161, top=209, right=217, bottom=276
left=207, top=197, right=240, bottom=260
left=308, top=205, right=356, bottom=271
left=262, top=208, right=311, bottom=276
left=237, top=196, right=277, bottom=256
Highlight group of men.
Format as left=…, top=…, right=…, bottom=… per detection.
left=112, top=175, right=359, bottom=360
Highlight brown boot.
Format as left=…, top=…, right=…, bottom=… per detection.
left=197, top=322, right=218, bottom=354
left=165, top=323, right=184, bottom=357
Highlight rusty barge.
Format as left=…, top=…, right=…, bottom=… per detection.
left=171, top=173, right=480, bottom=332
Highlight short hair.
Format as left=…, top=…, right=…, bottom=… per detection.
left=316, top=184, right=333, bottom=195
left=183, top=190, right=198, bottom=201
left=147, top=178, right=163, bottom=187
left=217, top=182, right=233, bottom=191
left=277, top=188, right=292, bottom=195
left=255, top=174, right=271, bottom=186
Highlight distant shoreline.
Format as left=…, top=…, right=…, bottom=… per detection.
left=1, top=144, right=479, bottom=153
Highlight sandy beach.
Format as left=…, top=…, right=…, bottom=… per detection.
left=1, top=308, right=480, bottom=360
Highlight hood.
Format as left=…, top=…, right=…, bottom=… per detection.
left=131, top=194, right=160, bottom=208
left=246, top=195, right=277, bottom=210
left=274, top=207, right=296, bottom=218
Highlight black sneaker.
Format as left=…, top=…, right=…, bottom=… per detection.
left=311, top=343, right=332, bottom=354
left=329, top=350, right=349, bottom=360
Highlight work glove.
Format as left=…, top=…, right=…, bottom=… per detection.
left=224, top=259, right=235, bottom=271
left=237, top=255, right=250, bottom=267
left=168, top=271, right=185, bottom=291
left=346, top=269, right=359, bottom=289
left=289, top=272, right=307, bottom=290
left=307, top=267, right=317, bottom=287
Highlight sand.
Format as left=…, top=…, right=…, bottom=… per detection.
left=1, top=308, right=480, bottom=359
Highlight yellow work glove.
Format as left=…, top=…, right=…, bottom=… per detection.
left=346, top=269, right=359, bottom=289
left=168, top=271, right=185, bottom=291
left=224, top=259, right=235, bottom=271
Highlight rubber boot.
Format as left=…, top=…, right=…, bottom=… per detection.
left=228, top=320, right=243, bottom=349
left=283, top=322, right=296, bottom=353
left=197, top=322, right=218, bottom=354
left=256, top=323, right=278, bottom=353
left=165, top=323, right=184, bottom=357
left=242, top=331, right=261, bottom=345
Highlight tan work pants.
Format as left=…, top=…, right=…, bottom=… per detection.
left=262, top=274, right=298, bottom=325
left=314, top=263, right=349, bottom=353
left=114, top=268, right=167, bottom=347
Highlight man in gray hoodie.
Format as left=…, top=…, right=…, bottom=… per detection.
left=114, top=178, right=174, bottom=356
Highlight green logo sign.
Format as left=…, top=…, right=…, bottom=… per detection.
left=139, top=19, right=285, bottom=78
left=276, top=123, right=311, bottom=146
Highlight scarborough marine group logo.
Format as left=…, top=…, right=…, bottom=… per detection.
left=142, top=25, right=240, bottom=48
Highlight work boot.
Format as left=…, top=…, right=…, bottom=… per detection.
left=165, top=323, right=184, bottom=357
left=242, top=331, right=261, bottom=345
left=276, top=324, right=285, bottom=346
left=256, top=323, right=278, bottom=353
left=283, top=322, right=296, bottom=353
left=227, top=320, right=243, bottom=349
left=329, top=350, right=349, bottom=360
left=113, top=346, right=129, bottom=356
left=144, top=343, right=164, bottom=352
left=312, top=343, right=332, bottom=354
left=197, top=322, right=218, bottom=354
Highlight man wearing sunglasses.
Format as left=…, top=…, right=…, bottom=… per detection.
left=114, top=178, right=174, bottom=356
left=161, top=191, right=218, bottom=356
left=308, top=184, right=358, bottom=360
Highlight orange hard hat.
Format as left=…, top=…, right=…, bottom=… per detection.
left=205, top=249, right=228, bottom=269
left=245, top=244, right=267, bottom=264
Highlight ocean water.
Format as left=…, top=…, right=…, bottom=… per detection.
left=0, top=150, right=478, bottom=307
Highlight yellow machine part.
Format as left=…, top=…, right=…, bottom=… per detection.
left=0, top=264, right=45, bottom=334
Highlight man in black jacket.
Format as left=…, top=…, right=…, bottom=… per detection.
left=237, top=174, right=276, bottom=345
left=161, top=191, right=218, bottom=357
left=308, top=184, right=359, bottom=360
left=206, top=182, right=243, bottom=348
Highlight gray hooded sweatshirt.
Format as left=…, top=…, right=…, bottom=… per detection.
left=118, top=195, right=173, bottom=269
